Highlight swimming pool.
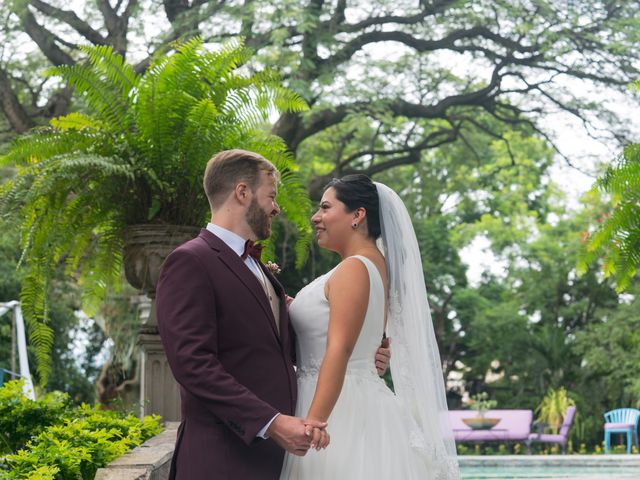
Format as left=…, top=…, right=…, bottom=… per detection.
left=461, top=466, right=640, bottom=479
left=459, top=454, right=640, bottom=480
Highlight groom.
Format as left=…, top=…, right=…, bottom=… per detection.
left=157, top=149, right=390, bottom=480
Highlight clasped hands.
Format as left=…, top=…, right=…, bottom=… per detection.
left=267, top=414, right=330, bottom=456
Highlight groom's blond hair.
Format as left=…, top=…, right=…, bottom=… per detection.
left=204, top=149, right=277, bottom=209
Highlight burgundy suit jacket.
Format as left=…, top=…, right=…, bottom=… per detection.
left=156, top=229, right=297, bottom=480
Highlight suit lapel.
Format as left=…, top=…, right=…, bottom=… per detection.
left=261, top=265, right=288, bottom=338
left=199, top=230, right=281, bottom=343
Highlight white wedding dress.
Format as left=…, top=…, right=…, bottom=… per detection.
left=280, top=255, right=433, bottom=479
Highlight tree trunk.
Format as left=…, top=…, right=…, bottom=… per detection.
left=0, top=67, right=34, bottom=133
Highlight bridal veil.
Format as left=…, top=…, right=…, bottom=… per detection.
left=375, top=182, right=460, bottom=479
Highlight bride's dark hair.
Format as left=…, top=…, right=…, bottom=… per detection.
left=324, top=174, right=381, bottom=239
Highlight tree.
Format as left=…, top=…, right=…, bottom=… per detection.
left=0, top=1, right=638, bottom=193
left=579, top=80, right=640, bottom=292
left=575, top=284, right=640, bottom=408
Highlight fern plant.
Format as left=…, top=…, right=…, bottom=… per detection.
left=0, top=37, right=311, bottom=384
left=578, top=82, right=640, bottom=292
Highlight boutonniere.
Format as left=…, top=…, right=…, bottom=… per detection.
left=265, top=261, right=281, bottom=275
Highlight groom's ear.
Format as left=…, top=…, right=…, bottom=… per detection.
left=234, top=182, right=251, bottom=204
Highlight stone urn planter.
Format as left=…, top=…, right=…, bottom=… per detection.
left=123, top=224, right=200, bottom=421
left=123, top=224, right=201, bottom=299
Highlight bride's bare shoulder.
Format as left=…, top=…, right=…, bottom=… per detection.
left=324, top=257, right=369, bottom=298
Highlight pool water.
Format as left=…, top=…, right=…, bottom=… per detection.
left=461, top=466, right=640, bottom=479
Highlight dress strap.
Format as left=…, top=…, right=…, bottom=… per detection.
left=349, top=255, right=387, bottom=340
left=349, top=255, right=380, bottom=281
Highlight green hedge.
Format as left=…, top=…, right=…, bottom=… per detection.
left=0, top=381, right=69, bottom=454
left=0, top=381, right=163, bottom=479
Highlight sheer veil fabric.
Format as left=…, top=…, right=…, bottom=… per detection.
left=375, top=182, right=460, bottom=479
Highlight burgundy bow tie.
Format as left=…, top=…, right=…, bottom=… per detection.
left=242, top=239, right=263, bottom=261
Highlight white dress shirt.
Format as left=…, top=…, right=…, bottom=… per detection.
left=206, top=223, right=264, bottom=278
left=206, top=223, right=279, bottom=438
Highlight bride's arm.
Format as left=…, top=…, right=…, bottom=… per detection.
left=305, top=258, right=370, bottom=430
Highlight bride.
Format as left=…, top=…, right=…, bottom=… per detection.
left=280, top=175, right=459, bottom=479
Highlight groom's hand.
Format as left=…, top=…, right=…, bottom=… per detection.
left=304, top=419, right=330, bottom=451
left=267, top=414, right=327, bottom=456
left=375, top=337, right=391, bottom=376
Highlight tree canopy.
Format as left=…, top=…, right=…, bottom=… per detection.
left=1, top=0, right=639, bottom=193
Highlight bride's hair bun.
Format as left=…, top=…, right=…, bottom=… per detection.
left=324, top=174, right=381, bottom=239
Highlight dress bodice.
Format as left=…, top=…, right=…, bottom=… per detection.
left=281, top=256, right=438, bottom=479
left=289, top=255, right=385, bottom=379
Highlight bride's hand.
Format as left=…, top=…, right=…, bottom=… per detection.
left=285, top=294, right=295, bottom=306
left=375, top=337, right=391, bottom=376
left=304, top=418, right=330, bottom=450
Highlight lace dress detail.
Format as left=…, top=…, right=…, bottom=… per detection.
left=280, top=256, right=447, bottom=480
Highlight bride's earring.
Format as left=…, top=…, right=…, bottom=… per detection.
left=352, top=223, right=358, bottom=229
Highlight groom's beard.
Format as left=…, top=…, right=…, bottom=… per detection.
left=246, top=197, right=271, bottom=240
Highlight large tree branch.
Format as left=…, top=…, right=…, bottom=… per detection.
left=0, top=66, right=35, bottom=133
left=98, top=0, right=137, bottom=54
left=163, top=0, right=226, bottom=39
left=328, top=0, right=346, bottom=30
left=19, top=7, right=75, bottom=66
left=163, top=0, right=191, bottom=23
left=354, top=128, right=459, bottom=177
left=339, top=0, right=456, bottom=32
left=336, top=121, right=456, bottom=172
left=308, top=124, right=461, bottom=197
left=276, top=62, right=504, bottom=152
left=299, top=0, right=324, bottom=80
left=30, top=0, right=106, bottom=45
left=321, top=27, right=537, bottom=74
left=243, top=25, right=299, bottom=51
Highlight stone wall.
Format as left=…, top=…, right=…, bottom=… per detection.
left=94, top=422, right=178, bottom=480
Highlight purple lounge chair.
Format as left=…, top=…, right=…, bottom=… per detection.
left=526, top=406, right=576, bottom=454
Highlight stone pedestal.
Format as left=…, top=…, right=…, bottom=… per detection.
left=123, top=225, right=199, bottom=422
left=138, top=298, right=181, bottom=421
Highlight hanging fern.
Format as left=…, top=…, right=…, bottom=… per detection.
left=0, top=37, right=310, bottom=384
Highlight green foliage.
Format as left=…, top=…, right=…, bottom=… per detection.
left=578, top=80, right=640, bottom=292
left=0, top=37, right=311, bottom=384
left=574, top=286, right=640, bottom=406
left=0, top=381, right=69, bottom=454
left=535, top=387, right=575, bottom=434
left=468, top=392, right=497, bottom=415
left=579, top=145, right=640, bottom=291
left=0, top=216, right=105, bottom=401
left=0, top=381, right=162, bottom=479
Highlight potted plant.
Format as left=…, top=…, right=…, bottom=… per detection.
left=463, top=392, right=500, bottom=430
left=535, top=387, right=575, bottom=434
left=0, top=37, right=311, bottom=383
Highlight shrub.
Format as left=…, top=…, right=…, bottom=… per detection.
left=0, top=381, right=163, bottom=479
left=0, top=381, right=70, bottom=454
